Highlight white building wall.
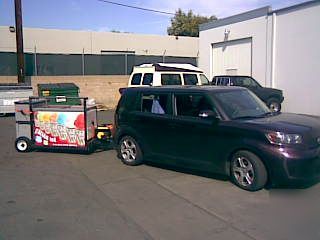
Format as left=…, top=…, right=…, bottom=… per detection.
left=273, top=4, right=320, bottom=115
left=199, top=16, right=268, bottom=86
left=199, top=2, right=320, bottom=116
left=0, top=27, right=199, bottom=57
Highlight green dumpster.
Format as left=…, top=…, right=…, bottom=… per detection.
left=37, top=83, right=80, bottom=105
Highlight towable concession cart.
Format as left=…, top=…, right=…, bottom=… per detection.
left=14, top=97, right=112, bottom=153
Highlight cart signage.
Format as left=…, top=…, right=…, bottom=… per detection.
left=33, top=111, right=85, bottom=147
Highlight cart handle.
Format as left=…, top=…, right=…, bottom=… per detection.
left=16, top=109, right=32, bottom=115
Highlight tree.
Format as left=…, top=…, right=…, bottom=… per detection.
left=167, top=9, right=217, bottom=37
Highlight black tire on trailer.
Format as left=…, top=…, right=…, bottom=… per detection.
left=15, top=137, right=32, bottom=153
left=117, top=135, right=143, bottom=166
left=230, top=150, right=268, bottom=191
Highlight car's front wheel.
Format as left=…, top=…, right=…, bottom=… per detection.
left=267, top=98, right=281, bottom=112
left=118, top=136, right=143, bottom=166
left=230, top=150, right=267, bottom=191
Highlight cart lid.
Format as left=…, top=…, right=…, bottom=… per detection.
left=37, top=83, right=79, bottom=90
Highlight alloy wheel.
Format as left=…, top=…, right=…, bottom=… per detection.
left=269, top=102, right=280, bottom=112
left=120, top=138, right=137, bottom=162
left=232, top=156, right=255, bottom=187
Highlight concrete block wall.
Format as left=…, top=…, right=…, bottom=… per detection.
left=0, top=76, right=18, bottom=83
left=32, top=76, right=128, bottom=109
left=0, top=75, right=128, bottom=109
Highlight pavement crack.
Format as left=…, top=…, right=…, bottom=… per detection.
left=71, top=161, right=155, bottom=240
left=144, top=176, right=258, bottom=240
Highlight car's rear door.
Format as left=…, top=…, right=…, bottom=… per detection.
left=129, top=91, right=175, bottom=162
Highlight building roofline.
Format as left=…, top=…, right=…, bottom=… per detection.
left=269, top=0, right=320, bottom=15
left=200, top=0, right=319, bottom=32
left=199, top=6, right=270, bottom=32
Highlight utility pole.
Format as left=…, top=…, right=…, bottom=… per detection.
left=14, top=0, right=25, bottom=83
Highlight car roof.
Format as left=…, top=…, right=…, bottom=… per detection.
left=134, top=63, right=203, bottom=73
left=213, top=75, right=252, bottom=78
left=125, top=85, right=246, bottom=94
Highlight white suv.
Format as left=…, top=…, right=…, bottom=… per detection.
left=128, top=63, right=209, bottom=87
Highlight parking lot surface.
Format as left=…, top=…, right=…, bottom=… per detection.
left=0, top=111, right=320, bottom=240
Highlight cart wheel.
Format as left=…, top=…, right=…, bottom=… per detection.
left=15, top=137, right=32, bottom=153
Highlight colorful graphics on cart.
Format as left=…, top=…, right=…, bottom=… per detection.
left=34, top=111, right=85, bottom=147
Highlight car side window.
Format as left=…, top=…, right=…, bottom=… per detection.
left=142, top=73, right=153, bottom=85
left=200, top=74, right=209, bottom=85
left=161, top=74, right=182, bottom=85
left=240, top=77, right=258, bottom=87
left=141, top=94, right=169, bottom=115
left=131, top=73, right=142, bottom=85
left=175, top=94, right=213, bottom=118
left=233, top=77, right=242, bottom=86
left=183, top=74, right=198, bottom=85
left=212, top=77, right=217, bottom=85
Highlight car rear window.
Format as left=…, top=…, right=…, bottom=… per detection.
left=183, top=74, right=198, bottom=85
left=131, top=73, right=142, bottom=85
left=142, top=73, right=153, bottom=85
left=161, top=74, right=182, bottom=85
left=141, top=94, right=169, bottom=115
left=215, top=77, right=230, bottom=86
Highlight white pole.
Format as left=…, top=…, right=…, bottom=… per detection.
left=271, top=12, right=277, bottom=88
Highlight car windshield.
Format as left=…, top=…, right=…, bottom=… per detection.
left=212, top=89, right=271, bottom=119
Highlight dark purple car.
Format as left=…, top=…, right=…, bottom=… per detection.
left=114, top=86, right=320, bottom=191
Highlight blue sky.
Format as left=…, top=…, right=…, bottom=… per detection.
left=0, top=0, right=309, bottom=35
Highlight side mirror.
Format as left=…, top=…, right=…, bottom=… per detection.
left=198, top=110, right=220, bottom=124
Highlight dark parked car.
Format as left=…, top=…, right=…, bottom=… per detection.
left=114, top=86, right=320, bottom=191
left=211, top=76, right=284, bottom=112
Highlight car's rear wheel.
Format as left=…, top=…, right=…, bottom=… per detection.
left=118, top=136, right=143, bottom=166
left=267, top=98, right=281, bottom=112
left=230, top=150, right=267, bottom=191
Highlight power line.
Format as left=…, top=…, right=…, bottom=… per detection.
left=97, top=0, right=175, bottom=15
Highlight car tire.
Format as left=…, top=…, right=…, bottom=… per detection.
left=267, top=98, right=281, bottom=112
left=118, top=136, right=143, bottom=166
left=230, top=150, right=267, bottom=191
left=15, top=137, right=32, bottom=153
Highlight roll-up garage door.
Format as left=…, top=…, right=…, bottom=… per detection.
left=212, top=38, right=252, bottom=76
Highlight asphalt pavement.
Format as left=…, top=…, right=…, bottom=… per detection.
left=0, top=111, right=319, bottom=240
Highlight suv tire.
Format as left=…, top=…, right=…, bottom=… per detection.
left=118, top=136, right=143, bottom=166
left=267, top=98, right=281, bottom=112
left=230, top=150, right=267, bottom=191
